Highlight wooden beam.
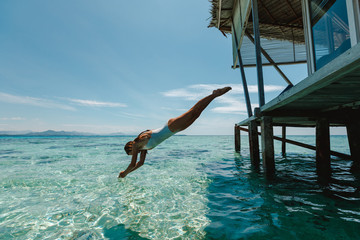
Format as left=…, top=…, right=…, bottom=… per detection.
left=246, top=22, right=304, bottom=31
left=258, top=0, right=276, bottom=22
left=282, top=125, right=286, bottom=155
left=235, top=125, right=241, bottom=152
left=217, top=0, right=222, bottom=29
left=237, top=115, right=257, bottom=126
left=285, top=0, right=298, bottom=18
left=261, top=116, right=275, bottom=177
left=316, top=119, right=331, bottom=177
left=232, top=18, right=253, bottom=117
left=266, top=108, right=359, bottom=119
left=237, top=60, right=307, bottom=68
left=346, top=121, right=360, bottom=172
left=287, top=16, right=303, bottom=25
left=251, top=0, right=265, bottom=106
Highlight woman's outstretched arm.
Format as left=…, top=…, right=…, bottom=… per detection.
left=118, top=147, right=139, bottom=178
left=128, top=150, right=147, bottom=174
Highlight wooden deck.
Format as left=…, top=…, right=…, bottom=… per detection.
left=238, top=43, right=360, bottom=127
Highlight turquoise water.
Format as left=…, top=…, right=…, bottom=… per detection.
left=1, top=135, right=360, bottom=239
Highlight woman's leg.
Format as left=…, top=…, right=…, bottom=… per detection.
left=168, top=87, right=231, bottom=132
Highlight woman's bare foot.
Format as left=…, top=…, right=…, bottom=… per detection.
left=213, top=87, right=232, bottom=97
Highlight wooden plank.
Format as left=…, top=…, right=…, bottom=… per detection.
left=237, top=115, right=257, bottom=126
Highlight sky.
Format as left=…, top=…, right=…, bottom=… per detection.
left=0, top=0, right=341, bottom=135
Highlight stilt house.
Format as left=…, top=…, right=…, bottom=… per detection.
left=209, top=0, right=360, bottom=177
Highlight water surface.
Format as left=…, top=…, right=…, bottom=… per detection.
left=0, top=135, right=359, bottom=239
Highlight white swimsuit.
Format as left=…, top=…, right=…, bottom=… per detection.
left=143, top=124, right=176, bottom=150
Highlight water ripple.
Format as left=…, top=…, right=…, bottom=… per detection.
left=0, top=136, right=359, bottom=239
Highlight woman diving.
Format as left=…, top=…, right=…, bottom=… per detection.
left=119, top=86, right=232, bottom=178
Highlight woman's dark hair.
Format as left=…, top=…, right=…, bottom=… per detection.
left=124, top=141, right=133, bottom=155
left=124, top=130, right=150, bottom=155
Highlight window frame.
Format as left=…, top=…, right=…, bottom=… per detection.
left=302, top=0, right=360, bottom=74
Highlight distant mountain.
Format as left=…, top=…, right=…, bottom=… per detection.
left=24, top=130, right=94, bottom=136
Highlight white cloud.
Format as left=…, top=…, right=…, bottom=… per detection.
left=161, top=83, right=284, bottom=115
left=121, top=112, right=145, bottom=118
left=0, top=92, right=76, bottom=111
left=162, top=89, right=203, bottom=101
left=162, top=84, right=283, bottom=99
left=0, top=117, right=25, bottom=121
left=210, top=96, right=251, bottom=114
left=68, top=98, right=127, bottom=107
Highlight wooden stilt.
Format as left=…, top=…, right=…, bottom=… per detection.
left=261, top=116, right=275, bottom=177
left=282, top=125, right=286, bottom=156
left=346, top=121, right=360, bottom=172
left=234, top=125, right=241, bottom=153
left=238, top=126, right=350, bottom=159
left=248, top=120, right=260, bottom=168
left=316, top=118, right=331, bottom=177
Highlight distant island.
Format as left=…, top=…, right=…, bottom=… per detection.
left=0, top=130, right=129, bottom=137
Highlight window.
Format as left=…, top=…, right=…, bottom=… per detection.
left=310, top=0, right=351, bottom=70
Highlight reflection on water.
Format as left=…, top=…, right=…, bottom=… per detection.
left=0, top=135, right=359, bottom=239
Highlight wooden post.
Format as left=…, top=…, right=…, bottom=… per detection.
left=251, top=0, right=265, bottom=106
left=261, top=116, right=275, bottom=177
left=248, top=120, right=260, bottom=168
left=316, top=118, right=331, bottom=177
left=235, top=125, right=241, bottom=153
left=238, top=126, right=350, bottom=159
left=282, top=125, right=286, bottom=156
left=346, top=121, right=360, bottom=172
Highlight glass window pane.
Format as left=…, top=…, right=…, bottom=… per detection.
left=310, top=0, right=351, bottom=70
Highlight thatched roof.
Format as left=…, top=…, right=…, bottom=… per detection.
left=209, top=0, right=304, bottom=43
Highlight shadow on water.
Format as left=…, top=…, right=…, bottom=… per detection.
left=103, top=224, right=148, bottom=240
left=204, top=153, right=267, bottom=239
left=204, top=151, right=360, bottom=239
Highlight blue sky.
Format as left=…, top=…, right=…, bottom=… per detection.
left=0, top=0, right=318, bottom=135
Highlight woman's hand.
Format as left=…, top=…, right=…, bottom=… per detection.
left=118, top=171, right=126, bottom=178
